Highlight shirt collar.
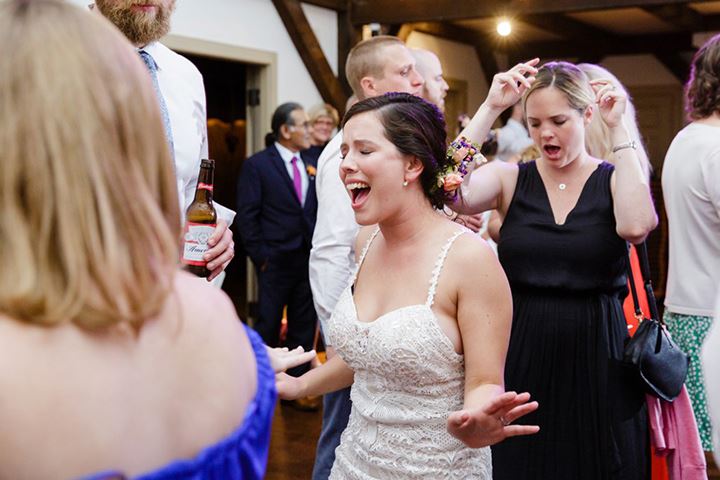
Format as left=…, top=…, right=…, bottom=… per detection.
left=274, top=142, right=302, bottom=164
left=137, top=41, right=163, bottom=71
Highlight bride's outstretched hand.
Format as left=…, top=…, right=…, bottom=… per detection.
left=484, top=59, right=540, bottom=112
left=447, top=391, right=540, bottom=448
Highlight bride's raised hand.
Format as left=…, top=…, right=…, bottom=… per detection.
left=484, top=59, right=540, bottom=112
left=447, top=391, right=540, bottom=448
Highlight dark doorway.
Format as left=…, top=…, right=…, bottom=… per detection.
left=183, top=52, right=251, bottom=320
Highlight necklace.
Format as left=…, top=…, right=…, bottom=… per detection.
left=558, top=183, right=567, bottom=190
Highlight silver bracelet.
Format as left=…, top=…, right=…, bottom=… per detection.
left=612, top=140, right=637, bottom=153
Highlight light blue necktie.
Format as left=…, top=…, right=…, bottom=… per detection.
left=138, top=50, right=175, bottom=160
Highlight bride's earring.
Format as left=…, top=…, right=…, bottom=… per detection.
left=402, top=180, right=408, bottom=187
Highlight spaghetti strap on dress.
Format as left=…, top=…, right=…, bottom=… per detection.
left=325, top=227, right=492, bottom=479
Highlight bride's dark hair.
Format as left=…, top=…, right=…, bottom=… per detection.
left=342, top=92, right=452, bottom=209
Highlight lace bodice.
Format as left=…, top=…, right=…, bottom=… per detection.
left=325, top=228, right=492, bottom=479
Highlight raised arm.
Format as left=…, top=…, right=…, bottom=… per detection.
left=591, top=80, right=658, bottom=243
left=276, top=354, right=354, bottom=399
left=446, top=237, right=539, bottom=447
left=451, top=60, right=539, bottom=214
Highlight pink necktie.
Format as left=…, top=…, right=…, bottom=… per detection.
left=291, top=156, right=303, bottom=204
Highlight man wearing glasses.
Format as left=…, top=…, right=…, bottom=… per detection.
left=237, top=102, right=320, bottom=386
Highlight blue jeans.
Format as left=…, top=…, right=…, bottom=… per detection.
left=311, top=386, right=352, bottom=479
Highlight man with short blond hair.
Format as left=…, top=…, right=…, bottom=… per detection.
left=412, top=48, right=450, bottom=112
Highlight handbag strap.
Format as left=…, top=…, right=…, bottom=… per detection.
left=627, top=242, right=663, bottom=326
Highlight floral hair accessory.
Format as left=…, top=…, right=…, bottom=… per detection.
left=435, top=136, right=488, bottom=200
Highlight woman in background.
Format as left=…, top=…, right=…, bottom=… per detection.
left=455, top=61, right=657, bottom=479
left=662, top=33, right=720, bottom=459
left=579, top=63, right=653, bottom=336
left=307, top=102, right=340, bottom=157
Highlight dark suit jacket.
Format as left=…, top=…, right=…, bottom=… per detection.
left=236, top=145, right=319, bottom=267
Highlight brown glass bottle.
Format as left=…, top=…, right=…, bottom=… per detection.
left=182, top=159, right=217, bottom=277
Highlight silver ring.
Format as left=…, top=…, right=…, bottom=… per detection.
left=500, top=416, right=510, bottom=426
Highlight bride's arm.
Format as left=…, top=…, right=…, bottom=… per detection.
left=276, top=354, right=354, bottom=400
left=446, top=237, right=539, bottom=448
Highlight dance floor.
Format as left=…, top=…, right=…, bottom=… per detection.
left=263, top=398, right=720, bottom=480
left=265, top=401, right=322, bottom=479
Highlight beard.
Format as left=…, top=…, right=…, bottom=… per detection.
left=95, top=0, right=177, bottom=46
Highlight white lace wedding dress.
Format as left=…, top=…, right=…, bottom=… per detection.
left=325, top=228, right=492, bottom=479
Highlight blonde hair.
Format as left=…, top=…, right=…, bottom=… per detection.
left=578, top=63, right=652, bottom=179
left=0, top=0, right=181, bottom=330
left=345, top=36, right=404, bottom=99
left=308, top=103, right=340, bottom=127
left=523, top=61, right=595, bottom=116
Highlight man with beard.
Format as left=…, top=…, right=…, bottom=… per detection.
left=94, top=0, right=235, bottom=282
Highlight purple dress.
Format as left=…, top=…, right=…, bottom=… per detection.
left=81, top=325, right=276, bottom=480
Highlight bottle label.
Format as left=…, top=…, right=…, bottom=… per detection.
left=182, top=222, right=216, bottom=266
left=198, top=182, right=213, bottom=191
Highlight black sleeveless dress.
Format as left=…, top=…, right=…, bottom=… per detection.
left=491, top=161, right=649, bottom=480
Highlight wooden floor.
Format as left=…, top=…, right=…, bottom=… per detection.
left=263, top=398, right=720, bottom=480
left=265, top=400, right=323, bottom=480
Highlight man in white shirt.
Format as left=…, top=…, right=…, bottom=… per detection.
left=95, top=0, right=235, bottom=281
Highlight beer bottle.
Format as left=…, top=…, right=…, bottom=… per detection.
left=182, top=159, right=217, bottom=277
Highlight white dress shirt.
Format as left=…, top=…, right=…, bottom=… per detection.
left=496, top=118, right=534, bottom=162
left=662, top=122, right=720, bottom=316
left=274, top=142, right=309, bottom=205
left=143, top=41, right=235, bottom=225
left=309, top=131, right=359, bottom=345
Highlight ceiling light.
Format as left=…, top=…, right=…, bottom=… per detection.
left=497, top=19, right=512, bottom=37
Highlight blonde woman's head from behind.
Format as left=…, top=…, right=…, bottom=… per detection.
left=0, top=0, right=180, bottom=330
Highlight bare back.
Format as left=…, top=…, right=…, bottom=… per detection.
left=0, top=272, right=255, bottom=479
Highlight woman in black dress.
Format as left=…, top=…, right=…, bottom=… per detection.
left=454, top=61, right=657, bottom=479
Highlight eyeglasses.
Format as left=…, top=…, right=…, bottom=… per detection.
left=289, top=122, right=311, bottom=131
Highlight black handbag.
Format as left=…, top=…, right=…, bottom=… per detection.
left=622, top=242, right=689, bottom=402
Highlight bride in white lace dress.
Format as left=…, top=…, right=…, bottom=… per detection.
left=277, top=92, right=540, bottom=479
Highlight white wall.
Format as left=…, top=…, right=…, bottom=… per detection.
left=406, top=31, right=489, bottom=112
left=601, top=54, right=680, bottom=87
left=70, top=0, right=338, bottom=112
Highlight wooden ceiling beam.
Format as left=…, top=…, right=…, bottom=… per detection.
left=395, top=24, right=415, bottom=42
left=350, top=0, right=716, bottom=25
left=336, top=7, right=361, bottom=104
left=272, top=0, right=348, bottom=113
left=521, top=13, right=615, bottom=43
left=302, top=0, right=347, bottom=11
left=507, top=32, right=694, bottom=59
left=643, top=4, right=705, bottom=31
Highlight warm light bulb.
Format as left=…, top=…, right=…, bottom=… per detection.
left=497, top=19, right=512, bottom=37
